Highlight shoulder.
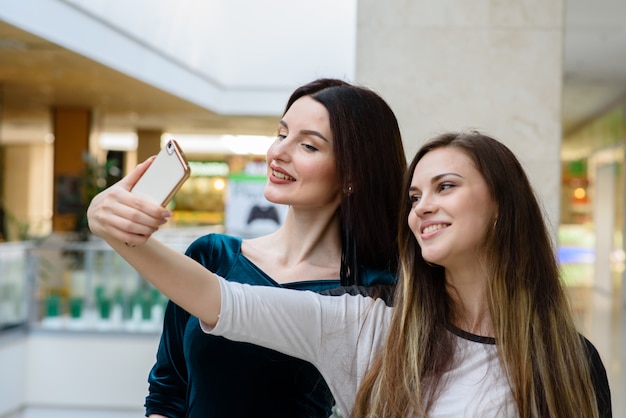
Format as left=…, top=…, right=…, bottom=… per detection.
left=186, top=233, right=241, bottom=256
left=582, top=335, right=607, bottom=376
left=185, top=233, right=243, bottom=272
left=581, top=335, right=612, bottom=417
left=359, top=265, right=397, bottom=286
left=318, top=284, right=395, bottom=307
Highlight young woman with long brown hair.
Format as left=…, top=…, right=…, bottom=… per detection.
left=87, top=131, right=611, bottom=417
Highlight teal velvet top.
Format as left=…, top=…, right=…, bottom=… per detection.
left=144, top=233, right=396, bottom=418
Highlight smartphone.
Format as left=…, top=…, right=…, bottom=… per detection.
left=131, top=139, right=191, bottom=207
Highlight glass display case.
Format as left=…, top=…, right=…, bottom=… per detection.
left=0, top=241, right=29, bottom=330
left=26, top=237, right=169, bottom=333
left=0, top=227, right=217, bottom=335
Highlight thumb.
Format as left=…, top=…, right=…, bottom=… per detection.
left=118, top=156, right=156, bottom=190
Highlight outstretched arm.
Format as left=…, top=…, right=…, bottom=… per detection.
left=87, top=158, right=221, bottom=327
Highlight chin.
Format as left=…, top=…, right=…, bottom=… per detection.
left=422, top=254, right=442, bottom=266
left=263, top=190, right=283, bottom=204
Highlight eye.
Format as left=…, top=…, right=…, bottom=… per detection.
left=276, top=133, right=287, bottom=140
left=438, top=182, right=455, bottom=192
left=408, top=194, right=421, bottom=207
left=302, top=143, right=319, bottom=152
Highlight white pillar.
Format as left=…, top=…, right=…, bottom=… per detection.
left=355, top=0, right=564, bottom=235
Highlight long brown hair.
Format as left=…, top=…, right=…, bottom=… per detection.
left=353, top=131, right=599, bottom=417
left=284, top=79, right=406, bottom=285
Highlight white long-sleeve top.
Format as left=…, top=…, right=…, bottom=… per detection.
left=202, top=277, right=516, bottom=417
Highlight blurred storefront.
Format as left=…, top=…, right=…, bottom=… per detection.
left=173, top=160, right=229, bottom=226
left=560, top=104, right=626, bottom=312
left=98, top=133, right=285, bottom=236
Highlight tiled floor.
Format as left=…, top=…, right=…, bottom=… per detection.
left=569, top=285, right=625, bottom=417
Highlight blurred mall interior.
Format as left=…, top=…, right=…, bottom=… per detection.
left=0, top=0, right=625, bottom=416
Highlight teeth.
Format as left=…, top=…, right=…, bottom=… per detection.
left=423, top=224, right=446, bottom=234
left=273, top=170, right=295, bottom=181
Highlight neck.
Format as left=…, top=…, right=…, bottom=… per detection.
left=445, top=268, right=493, bottom=337
left=263, top=206, right=342, bottom=265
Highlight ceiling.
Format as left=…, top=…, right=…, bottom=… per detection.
left=0, top=1, right=625, bottom=145
left=0, top=22, right=279, bottom=143
left=561, top=0, right=626, bottom=135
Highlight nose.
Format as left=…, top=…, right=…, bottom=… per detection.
left=267, top=136, right=291, bottom=163
left=412, top=193, right=436, bottom=217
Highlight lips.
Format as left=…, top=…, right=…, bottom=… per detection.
left=421, top=223, right=449, bottom=234
left=269, top=164, right=296, bottom=182
left=272, top=169, right=295, bottom=181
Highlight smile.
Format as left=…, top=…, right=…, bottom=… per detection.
left=273, top=170, right=295, bottom=181
left=422, top=224, right=448, bottom=234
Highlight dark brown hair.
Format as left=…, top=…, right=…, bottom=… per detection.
left=284, top=79, right=406, bottom=285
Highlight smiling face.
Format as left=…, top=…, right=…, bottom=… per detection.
left=407, top=147, right=497, bottom=271
left=263, top=96, right=341, bottom=210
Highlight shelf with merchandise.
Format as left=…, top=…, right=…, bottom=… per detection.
left=28, top=236, right=168, bottom=334
left=0, top=241, right=30, bottom=331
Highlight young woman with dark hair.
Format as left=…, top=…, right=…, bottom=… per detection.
left=135, top=78, right=406, bottom=417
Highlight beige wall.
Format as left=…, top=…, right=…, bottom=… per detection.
left=3, top=143, right=53, bottom=240
left=356, top=0, right=564, bottom=234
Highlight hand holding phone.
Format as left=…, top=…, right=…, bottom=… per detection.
left=131, top=139, right=190, bottom=207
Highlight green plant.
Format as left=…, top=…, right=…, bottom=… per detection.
left=62, top=153, right=119, bottom=270
left=73, top=153, right=118, bottom=240
left=3, top=210, right=47, bottom=241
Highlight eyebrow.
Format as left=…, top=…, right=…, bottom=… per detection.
left=279, top=120, right=329, bottom=142
left=409, top=172, right=464, bottom=192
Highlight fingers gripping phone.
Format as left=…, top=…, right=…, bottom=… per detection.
left=131, top=139, right=191, bottom=207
